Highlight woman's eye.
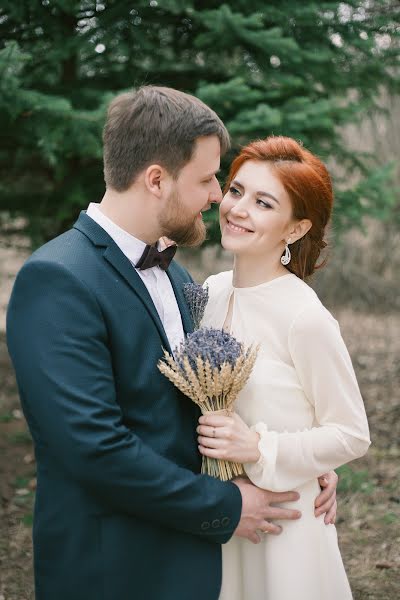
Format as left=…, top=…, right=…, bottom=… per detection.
left=229, top=186, right=240, bottom=196
left=257, top=199, right=272, bottom=209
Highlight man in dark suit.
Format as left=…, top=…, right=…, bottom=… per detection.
left=7, top=86, right=337, bottom=600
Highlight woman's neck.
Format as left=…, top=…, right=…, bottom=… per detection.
left=232, top=254, right=289, bottom=288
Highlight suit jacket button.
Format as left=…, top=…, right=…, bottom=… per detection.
left=221, top=517, right=231, bottom=526
left=211, top=519, right=220, bottom=528
left=201, top=521, right=210, bottom=530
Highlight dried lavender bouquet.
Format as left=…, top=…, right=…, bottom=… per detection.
left=182, top=282, right=209, bottom=330
left=158, top=283, right=258, bottom=481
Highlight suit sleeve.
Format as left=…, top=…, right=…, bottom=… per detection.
left=244, top=304, right=371, bottom=491
left=6, top=260, right=242, bottom=542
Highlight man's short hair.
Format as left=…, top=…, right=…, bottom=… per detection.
left=103, top=86, right=230, bottom=191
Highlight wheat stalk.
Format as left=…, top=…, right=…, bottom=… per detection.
left=203, top=359, right=215, bottom=399
left=158, top=333, right=258, bottom=481
left=182, top=356, right=210, bottom=407
left=157, top=361, right=196, bottom=401
left=225, top=345, right=259, bottom=405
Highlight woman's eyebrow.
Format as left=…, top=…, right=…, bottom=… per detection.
left=232, top=179, right=280, bottom=204
left=257, top=190, right=280, bottom=204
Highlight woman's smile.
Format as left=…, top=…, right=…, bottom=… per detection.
left=226, top=219, right=253, bottom=234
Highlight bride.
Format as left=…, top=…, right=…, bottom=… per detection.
left=197, top=136, right=371, bottom=600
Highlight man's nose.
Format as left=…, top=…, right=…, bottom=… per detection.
left=209, top=194, right=222, bottom=204
left=209, top=179, right=223, bottom=204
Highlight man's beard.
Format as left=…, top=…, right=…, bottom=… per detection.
left=159, top=189, right=206, bottom=248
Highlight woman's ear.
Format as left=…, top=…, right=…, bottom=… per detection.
left=289, top=218, right=312, bottom=243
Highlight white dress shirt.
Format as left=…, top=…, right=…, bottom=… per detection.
left=86, top=203, right=185, bottom=352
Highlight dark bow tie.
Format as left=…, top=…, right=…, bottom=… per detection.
left=136, top=243, right=177, bottom=271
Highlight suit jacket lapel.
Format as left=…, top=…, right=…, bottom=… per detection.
left=167, top=263, right=194, bottom=335
left=104, top=245, right=173, bottom=351
left=73, top=212, right=172, bottom=353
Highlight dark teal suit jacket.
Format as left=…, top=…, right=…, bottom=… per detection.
left=6, top=212, right=242, bottom=600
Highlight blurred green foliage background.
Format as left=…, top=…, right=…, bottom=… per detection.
left=0, top=0, right=399, bottom=245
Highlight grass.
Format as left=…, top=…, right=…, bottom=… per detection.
left=337, top=465, right=377, bottom=495
left=0, top=411, right=13, bottom=422
left=7, top=430, right=32, bottom=445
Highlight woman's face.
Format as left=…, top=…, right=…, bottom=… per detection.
left=219, top=160, right=294, bottom=260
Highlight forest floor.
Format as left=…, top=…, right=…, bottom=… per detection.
left=0, top=237, right=399, bottom=599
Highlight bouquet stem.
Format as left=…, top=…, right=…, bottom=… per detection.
left=201, top=455, right=244, bottom=481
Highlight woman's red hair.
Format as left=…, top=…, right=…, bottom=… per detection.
left=225, top=136, right=333, bottom=280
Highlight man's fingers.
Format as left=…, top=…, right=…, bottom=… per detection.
left=261, top=521, right=282, bottom=535
left=324, top=500, right=337, bottom=525
left=319, top=475, right=328, bottom=485
left=316, top=472, right=338, bottom=506
left=315, top=494, right=335, bottom=516
left=315, top=484, right=336, bottom=509
left=265, top=507, right=302, bottom=521
left=247, top=531, right=261, bottom=544
left=266, top=490, right=300, bottom=504
left=315, top=489, right=336, bottom=516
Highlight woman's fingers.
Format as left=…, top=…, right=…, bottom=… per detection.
left=199, top=414, right=232, bottom=428
left=197, top=435, right=225, bottom=449
left=197, top=424, right=226, bottom=438
left=198, top=444, right=226, bottom=458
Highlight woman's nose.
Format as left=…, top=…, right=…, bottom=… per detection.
left=229, top=199, right=248, bottom=217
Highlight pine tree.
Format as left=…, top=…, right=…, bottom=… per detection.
left=0, top=0, right=398, bottom=244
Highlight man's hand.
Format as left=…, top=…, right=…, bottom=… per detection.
left=315, top=471, right=338, bottom=524
left=232, top=478, right=301, bottom=544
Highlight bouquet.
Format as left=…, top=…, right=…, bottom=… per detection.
left=158, top=283, right=258, bottom=481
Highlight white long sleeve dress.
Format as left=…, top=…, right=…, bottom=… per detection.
left=201, top=271, right=371, bottom=600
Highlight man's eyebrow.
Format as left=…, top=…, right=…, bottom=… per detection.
left=204, top=168, right=221, bottom=178
left=231, top=179, right=280, bottom=205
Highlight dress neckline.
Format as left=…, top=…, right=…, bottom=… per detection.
left=232, top=272, right=296, bottom=291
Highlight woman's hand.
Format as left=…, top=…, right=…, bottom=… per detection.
left=197, top=410, right=261, bottom=464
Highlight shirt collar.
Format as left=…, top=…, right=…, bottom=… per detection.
left=86, top=202, right=149, bottom=267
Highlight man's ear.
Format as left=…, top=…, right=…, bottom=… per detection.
left=144, top=164, right=166, bottom=198
left=288, top=218, right=312, bottom=243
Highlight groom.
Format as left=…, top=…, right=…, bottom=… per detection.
left=7, top=86, right=337, bottom=600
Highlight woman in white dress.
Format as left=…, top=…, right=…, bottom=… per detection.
left=197, top=136, right=371, bottom=600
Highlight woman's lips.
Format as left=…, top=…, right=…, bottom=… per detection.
left=226, top=219, right=253, bottom=233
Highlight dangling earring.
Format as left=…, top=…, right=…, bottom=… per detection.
left=281, top=238, right=291, bottom=265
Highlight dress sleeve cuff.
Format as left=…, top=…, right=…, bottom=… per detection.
left=243, top=422, right=279, bottom=489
